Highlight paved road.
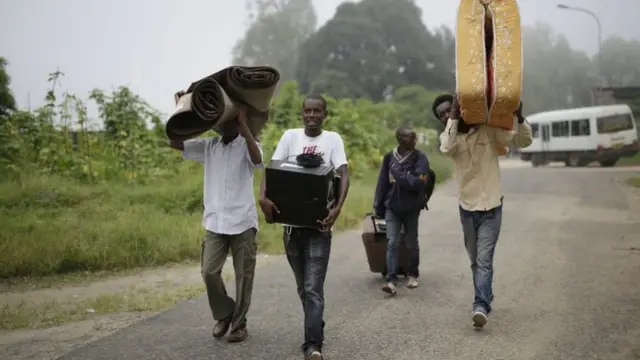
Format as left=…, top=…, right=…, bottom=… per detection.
left=60, top=164, right=640, bottom=360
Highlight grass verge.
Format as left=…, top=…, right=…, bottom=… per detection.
left=0, top=152, right=452, bottom=279
left=626, top=176, right=640, bottom=188
left=1, top=262, right=199, bottom=292
left=618, top=153, right=640, bottom=166
left=0, top=283, right=206, bottom=330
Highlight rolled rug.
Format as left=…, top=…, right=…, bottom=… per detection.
left=210, top=66, right=280, bottom=136
left=224, top=66, right=280, bottom=112
left=165, top=77, right=236, bottom=141
left=165, top=65, right=280, bottom=141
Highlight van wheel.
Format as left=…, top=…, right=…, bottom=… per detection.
left=567, top=153, right=585, bottom=167
left=531, top=154, right=543, bottom=167
left=601, top=158, right=618, bottom=167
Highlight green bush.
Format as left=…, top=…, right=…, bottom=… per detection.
left=0, top=77, right=452, bottom=279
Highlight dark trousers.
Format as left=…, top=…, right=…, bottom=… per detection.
left=283, top=226, right=331, bottom=352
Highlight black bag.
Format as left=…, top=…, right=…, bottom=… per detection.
left=423, top=168, right=436, bottom=210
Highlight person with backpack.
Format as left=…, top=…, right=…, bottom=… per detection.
left=373, top=125, right=431, bottom=295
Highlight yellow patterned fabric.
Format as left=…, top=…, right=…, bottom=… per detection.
left=455, top=0, right=522, bottom=131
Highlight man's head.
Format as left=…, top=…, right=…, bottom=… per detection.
left=432, top=93, right=474, bottom=133
left=432, top=93, right=454, bottom=124
left=221, top=117, right=239, bottom=137
left=396, top=125, right=417, bottom=151
left=301, top=94, right=328, bottom=133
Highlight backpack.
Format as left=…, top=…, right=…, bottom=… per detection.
left=382, top=151, right=436, bottom=211
left=423, top=168, right=436, bottom=210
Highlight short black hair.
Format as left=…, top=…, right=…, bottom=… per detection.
left=396, top=124, right=415, bottom=137
left=432, top=93, right=454, bottom=118
left=302, top=93, right=328, bottom=109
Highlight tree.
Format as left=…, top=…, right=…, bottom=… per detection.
left=297, top=9, right=393, bottom=100
left=307, top=69, right=369, bottom=100
left=296, top=0, right=454, bottom=101
left=391, top=85, right=442, bottom=129
left=231, top=0, right=317, bottom=83
left=518, top=25, right=640, bottom=114
left=0, top=57, right=17, bottom=117
left=598, top=36, right=640, bottom=87
left=520, top=24, right=596, bottom=114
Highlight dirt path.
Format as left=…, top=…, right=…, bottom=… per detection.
left=0, top=256, right=274, bottom=360
left=2, top=264, right=204, bottom=307
left=1, top=313, right=150, bottom=360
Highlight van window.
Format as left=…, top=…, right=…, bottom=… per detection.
left=531, top=123, right=539, bottom=138
left=551, top=121, right=569, bottom=137
left=597, top=113, right=634, bottom=133
left=570, top=119, right=590, bottom=136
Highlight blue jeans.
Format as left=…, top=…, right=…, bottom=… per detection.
left=283, top=226, right=331, bottom=352
left=459, top=205, right=502, bottom=313
left=385, top=209, right=421, bottom=282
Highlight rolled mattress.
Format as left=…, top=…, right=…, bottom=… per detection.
left=455, top=0, right=522, bottom=130
left=165, top=66, right=280, bottom=141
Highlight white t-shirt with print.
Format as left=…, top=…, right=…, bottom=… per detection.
left=270, top=128, right=348, bottom=229
left=271, top=128, right=348, bottom=169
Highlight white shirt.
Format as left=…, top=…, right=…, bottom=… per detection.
left=271, top=128, right=348, bottom=167
left=439, top=119, right=532, bottom=211
left=183, top=136, right=263, bottom=234
left=270, top=128, right=348, bottom=228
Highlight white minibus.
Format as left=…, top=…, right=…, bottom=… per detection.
left=519, top=104, right=639, bottom=167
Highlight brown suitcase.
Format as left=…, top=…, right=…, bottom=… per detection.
left=361, top=213, right=409, bottom=278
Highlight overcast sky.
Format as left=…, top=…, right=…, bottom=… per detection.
left=1, top=0, right=638, bottom=118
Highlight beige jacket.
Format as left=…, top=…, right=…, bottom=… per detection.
left=439, top=119, right=533, bottom=211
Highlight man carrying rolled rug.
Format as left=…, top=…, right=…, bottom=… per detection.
left=170, top=91, right=263, bottom=343
left=373, top=125, right=430, bottom=295
left=433, top=94, right=532, bottom=329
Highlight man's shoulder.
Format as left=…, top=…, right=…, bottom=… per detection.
left=187, top=136, right=218, bottom=144
left=281, top=128, right=304, bottom=139
left=414, top=149, right=428, bottom=159
left=479, top=124, right=506, bottom=135
left=284, top=128, right=304, bottom=134
left=322, top=130, right=344, bottom=142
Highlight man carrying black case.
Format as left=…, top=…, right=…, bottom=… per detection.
left=259, top=94, right=350, bottom=360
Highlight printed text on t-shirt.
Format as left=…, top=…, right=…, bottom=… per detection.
left=303, top=145, right=318, bottom=154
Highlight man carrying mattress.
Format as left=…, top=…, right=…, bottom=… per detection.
left=170, top=91, right=263, bottom=343
left=433, top=94, right=532, bottom=329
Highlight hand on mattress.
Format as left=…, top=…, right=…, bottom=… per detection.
left=450, top=96, right=461, bottom=120
left=514, top=101, right=524, bottom=123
